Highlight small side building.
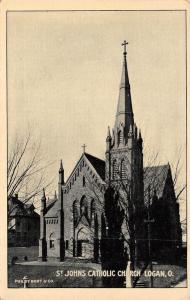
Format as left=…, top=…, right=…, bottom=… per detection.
left=144, top=164, right=182, bottom=261
left=8, top=195, right=40, bottom=247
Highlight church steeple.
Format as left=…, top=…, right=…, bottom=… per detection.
left=105, top=42, right=143, bottom=190
left=114, top=41, right=134, bottom=138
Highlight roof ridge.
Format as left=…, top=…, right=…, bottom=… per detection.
left=144, top=164, right=169, bottom=169
left=84, top=152, right=105, bottom=163
left=65, top=152, right=105, bottom=185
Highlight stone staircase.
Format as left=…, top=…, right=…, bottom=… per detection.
left=134, top=281, right=150, bottom=288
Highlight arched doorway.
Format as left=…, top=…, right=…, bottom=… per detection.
left=49, top=232, right=56, bottom=250
left=76, top=226, right=93, bottom=259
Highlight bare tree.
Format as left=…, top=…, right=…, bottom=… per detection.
left=8, top=130, right=56, bottom=212
left=85, top=145, right=185, bottom=287
left=59, top=142, right=185, bottom=287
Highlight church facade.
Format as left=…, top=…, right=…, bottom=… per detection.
left=39, top=43, right=181, bottom=262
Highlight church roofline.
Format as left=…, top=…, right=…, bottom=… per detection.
left=64, top=152, right=84, bottom=186
left=143, top=164, right=169, bottom=171
left=64, top=152, right=105, bottom=188
left=8, top=196, right=40, bottom=218
left=45, top=198, right=57, bottom=213
left=84, top=152, right=105, bottom=180
left=144, top=164, right=171, bottom=202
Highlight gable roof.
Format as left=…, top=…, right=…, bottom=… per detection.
left=144, top=164, right=170, bottom=203
left=84, top=153, right=105, bottom=180
left=46, top=198, right=57, bottom=212
left=76, top=214, right=90, bottom=228
left=65, top=152, right=105, bottom=186
left=45, top=199, right=59, bottom=217
left=45, top=152, right=105, bottom=218
left=8, top=196, right=39, bottom=218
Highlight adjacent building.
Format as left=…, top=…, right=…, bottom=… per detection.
left=8, top=194, right=40, bottom=247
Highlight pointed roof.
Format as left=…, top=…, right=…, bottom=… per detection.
left=59, top=159, right=63, bottom=172
left=41, top=188, right=46, bottom=200
left=106, top=126, right=111, bottom=138
left=114, top=43, right=134, bottom=134
left=44, top=152, right=105, bottom=218
left=45, top=199, right=59, bottom=217
left=8, top=196, right=39, bottom=218
left=41, top=190, right=59, bottom=217
left=144, top=164, right=171, bottom=204
left=64, top=152, right=105, bottom=184
left=84, top=153, right=105, bottom=180
left=76, top=214, right=90, bottom=228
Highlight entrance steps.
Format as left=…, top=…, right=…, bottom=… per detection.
left=134, top=281, right=150, bottom=288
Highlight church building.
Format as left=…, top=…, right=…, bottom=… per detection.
left=39, top=42, right=181, bottom=262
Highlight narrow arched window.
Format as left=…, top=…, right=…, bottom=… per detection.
left=65, top=240, right=69, bottom=250
left=49, top=232, right=55, bottom=249
left=121, top=159, right=127, bottom=179
left=118, top=131, right=123, bottom=146
left=113, top=160, right=118, bottom=179
left=73, top=200, right=78, bottom=226
left=91, top=199, right=96, bottom=218
left=83, top=176, right=86, bottom=187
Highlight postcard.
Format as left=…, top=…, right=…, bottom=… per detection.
left=0, top=1, right=189, bottom=299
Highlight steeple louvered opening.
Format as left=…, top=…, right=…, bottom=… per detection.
left=118, top=130, right=123, bottom=147
left=113, top=160, right=118, bottom=179
left=121, top=159, right=127, bottom=179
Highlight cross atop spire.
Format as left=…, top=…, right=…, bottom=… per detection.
left=82, top=144, right=87, bottom=153
left=121, top=40, right=128, bottom=56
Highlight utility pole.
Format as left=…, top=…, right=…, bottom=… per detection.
left=144, top=185, right=155, bottom=287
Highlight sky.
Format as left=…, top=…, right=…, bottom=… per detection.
left=7, top=11, right=186, bottom=219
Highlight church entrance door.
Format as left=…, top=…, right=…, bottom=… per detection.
left=76, top=240, right=93, bottom=258
left=77, top=240, right=82, bottom=257
left=76, top=227, right=93, bottom=259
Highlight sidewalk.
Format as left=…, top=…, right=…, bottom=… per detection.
left=15, top=257, right=101, bottom=270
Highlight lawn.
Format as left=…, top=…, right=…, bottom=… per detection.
left=8, top=264, right=103, bottom=288
left=8, top=247, right=187, bottom=288
left=8, top=246, right=38, bottom=264
left=8, top=263, right=187, bottom=288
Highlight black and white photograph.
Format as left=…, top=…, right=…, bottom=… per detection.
left=6, top=9, right=187, bottom=289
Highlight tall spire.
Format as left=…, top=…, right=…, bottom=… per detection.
left=59, top=159, right=63, bottom=172
left=59, top=159, right=64, bottom=184
left=41, top=188, right=46, bottom=212
left=114, top=41, right=134, bottom=136
left=106, top=126, right=111, bottom=140
left=42, top=188, right=46, bottom=199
